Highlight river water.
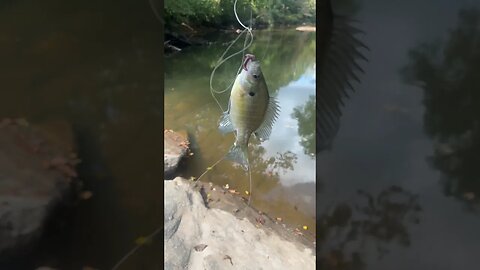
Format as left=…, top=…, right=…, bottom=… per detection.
left=317, top=0, right=480, bottom=269
left=164, top=29, right=317, bottom=237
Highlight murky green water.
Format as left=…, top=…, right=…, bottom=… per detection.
left=318, top=0, right=480, bottom=269
left=0, top=0, right=162, bottom=269
left=164, top=30, right=317, bottom=236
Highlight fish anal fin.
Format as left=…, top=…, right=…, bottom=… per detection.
left=218, top=112, right=234, bottom=134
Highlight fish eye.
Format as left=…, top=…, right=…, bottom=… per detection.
left=252, top=74, right=259, bottom=79
left=249, top=92, right=255, bottom=96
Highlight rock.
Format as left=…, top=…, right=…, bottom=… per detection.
left=164, top=130, right=190, bottom=179
left=0, top=118, right=78, bottom=260
left=164, top=178, right=315, bottom=270
left=296, top=26, right=316, bottom=32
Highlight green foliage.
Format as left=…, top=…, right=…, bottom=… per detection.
left=165, top=0, right=316, bottom=27
left=165, top=0, right=223, bottom=24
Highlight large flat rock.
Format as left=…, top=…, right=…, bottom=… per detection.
left=164, top=177, right=315, bottom=270
left=0, top=118, right=79, bottom=260
left=164, top=129, right=189, bottom=179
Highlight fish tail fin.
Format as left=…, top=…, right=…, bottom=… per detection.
left=226, top=143, right=249, bottom=171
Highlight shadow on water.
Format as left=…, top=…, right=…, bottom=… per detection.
left=317, top=0, right=368, bottom=153
left=402, top=7, right=480, bottom=210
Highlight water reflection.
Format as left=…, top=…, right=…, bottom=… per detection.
left=315, top=2, right=428, bottom=268
left=292, top=95, right=315, bottom=156
left=402, top=7, right=480, bottom=208
left=318, top=186, right=422, bottom=269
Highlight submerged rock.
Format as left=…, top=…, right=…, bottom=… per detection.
left=164, top=177, right=315, bottom=270
left=0, top=118, right=79, bottom=260
left=164, top=129, right=190, bottom=179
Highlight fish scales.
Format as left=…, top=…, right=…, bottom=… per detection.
left=218, top=54, right=279, bottom=170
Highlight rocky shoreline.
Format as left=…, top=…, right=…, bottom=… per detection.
left=164, top=129, right=316, bottom=269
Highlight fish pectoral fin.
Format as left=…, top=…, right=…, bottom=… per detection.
left=254, top=97, right=280, bottom=141
left=226, top=144, right=249, bottom=171
left=218, top=112, right=235, bottom=134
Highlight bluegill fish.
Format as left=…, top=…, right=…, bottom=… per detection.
left=218, top=54, right=280, bottom=170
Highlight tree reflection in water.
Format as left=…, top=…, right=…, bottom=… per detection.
left=316, top=2, right=426, bottom=268
left=292, top=95, right=315, bottom=157
left=318, top=186, right=422, bottom=269
left=402, top=7, right=480, bottom=209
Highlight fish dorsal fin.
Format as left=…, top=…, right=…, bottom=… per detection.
left=254, top=97, right=280, bottom=141
left=218, top=101, right=235, bottom=134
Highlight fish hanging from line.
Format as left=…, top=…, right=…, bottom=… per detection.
left=218, top=54, right=280, bottom=170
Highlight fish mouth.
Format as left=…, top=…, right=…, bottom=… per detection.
left=243, top=54, right=256, bottom=71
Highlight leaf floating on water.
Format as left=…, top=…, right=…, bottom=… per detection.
left=16, top=118, right=29, bottom=127
left=303, top=225, right=308, bottom=230
left=224, top=184, right=229, bottom=189
left=194, top=244, right=208, bottom=252
left=135, top=236, right=151, bottom=246
left=189, top=152, right=194, bottom=156
left=245, top=190, right=249, bottom=195
left=50, top=156, right=68, bottom=166
left=255, top=216, right=265, bottom=225
left=294, top=228, right=304, bottom=236
left=276, top=217, right=283, bottom=222
left=464, top=192, right=475, bottom=201
left=206, top=166, right=213, bottom=170
left=79, top=191, right=93, bottom=200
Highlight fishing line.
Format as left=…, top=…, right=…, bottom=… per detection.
left=247, top=159, right=252, bottom=205
left=112, top=2, right=256, bottom=270
left=209, top=0, right=254, bottom=112
left=111, top=226, right=163, bottom=270
left=110, top=155, right=225, bottom=270
left=209, top=29, right=252, bottom=111
left=148, top=0, right=164, bottom=24
left=195, top=155, right=226, bottom=182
